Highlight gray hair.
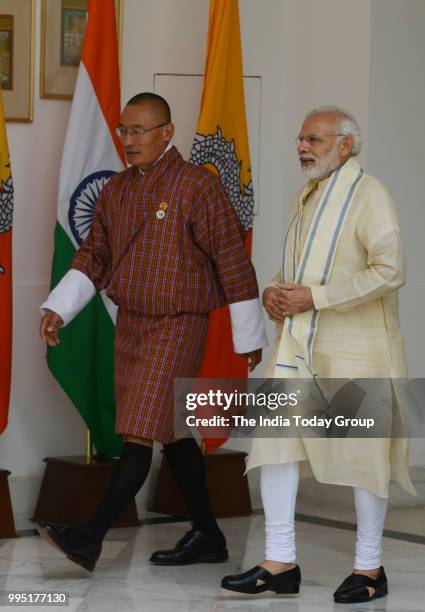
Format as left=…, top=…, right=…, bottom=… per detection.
left=305, top=105, right=362, bottom=156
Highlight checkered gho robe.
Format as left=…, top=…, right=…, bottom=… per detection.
left=71, top=146, right=259, bottom=441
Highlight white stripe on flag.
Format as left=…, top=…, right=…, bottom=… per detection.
left=58, top=63, right=123, bottom=246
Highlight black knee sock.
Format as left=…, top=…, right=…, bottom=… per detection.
left=86, top=442, right=153, bottom=544
left=163, top=437, right=222, bottom=538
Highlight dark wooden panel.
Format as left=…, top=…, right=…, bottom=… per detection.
left=33, top=456, right=139, bottom=528
left=150, top=449, right=252, bottom=517
left=0, top=469, right=17, bottom=538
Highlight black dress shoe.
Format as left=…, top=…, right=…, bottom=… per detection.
left=149, top=528, right=228, bottom=565
left=333, top=566, right=388, bottom=603
left=221, top=564, right=301, bottom=595
left=36, top=523, right=101, bottom=572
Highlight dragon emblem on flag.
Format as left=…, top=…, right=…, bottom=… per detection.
left=190, top=127, right=254, bottom=231
left=0, top=169, right=13, bottom=235
left=0, top=162, right=13, bottom=274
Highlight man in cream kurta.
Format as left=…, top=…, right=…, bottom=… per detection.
left=221, top=106, right=415, bottom=604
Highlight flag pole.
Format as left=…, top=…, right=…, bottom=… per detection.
left=85, top=428, right=93, bottom=464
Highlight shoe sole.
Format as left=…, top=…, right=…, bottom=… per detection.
left=36, top=525, right=95, bottom=573
left=150, top=550, right=229, bottom=565
left=222, top=583, right=300, bottom=595
left=334, top=584, right=388, bottom=604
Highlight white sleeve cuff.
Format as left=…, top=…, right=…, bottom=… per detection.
left=40, top=269, right=96, bottom=326
left=229, top=298, right=268, bottom=354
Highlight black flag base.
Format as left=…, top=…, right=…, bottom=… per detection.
left=33, top=456, right=139, bottom=528
left=0, top=469, right=17, bottom=538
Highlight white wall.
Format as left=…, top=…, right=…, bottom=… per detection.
left=1, top=0, right=424, bottom=523
left=368, top=0, right=425, bottom=375
left=367, top=0, right=425, bottom=465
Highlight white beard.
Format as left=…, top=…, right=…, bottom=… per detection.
left=301, top=145, right=342, bottom=181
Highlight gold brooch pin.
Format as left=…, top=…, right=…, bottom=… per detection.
left=159, top=202, right=168, bottom=211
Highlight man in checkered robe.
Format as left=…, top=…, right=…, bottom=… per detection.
left=37, top=93, right=267, bottom=573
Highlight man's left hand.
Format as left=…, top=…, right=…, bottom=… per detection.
left=277, top=283, right=314, bottom=316
left=242, top=349, right=262, bottom=372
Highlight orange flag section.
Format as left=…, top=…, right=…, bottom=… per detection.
left=197, top=0, right=252, bottom=191
left=82, top=0, right=125, bottom=165
left=191, top=0, right=254, bottom=453
left=0, top=88, right=13, bottom=434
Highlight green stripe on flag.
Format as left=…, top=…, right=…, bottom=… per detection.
left=47, top=223, right=122, bottom=458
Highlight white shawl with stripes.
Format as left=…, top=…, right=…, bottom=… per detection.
left=274, top=160, right=364, bottom=378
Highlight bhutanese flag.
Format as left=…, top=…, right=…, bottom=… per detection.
left=47, top=0, right=125, bottom=457
left=0, top=87, right=13, bottom=434
left=190, top=0, right=254, bottom=452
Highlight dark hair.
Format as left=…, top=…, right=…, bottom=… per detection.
left=126, top=92, right=171, bottom=122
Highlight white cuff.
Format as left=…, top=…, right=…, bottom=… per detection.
left=229, top=298, right=268, bottom=353
left=40, top=269, right=96, bottom=326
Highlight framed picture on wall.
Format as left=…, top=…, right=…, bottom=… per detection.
left=40, top=0, right=122, bottom=100
left=0, top=0, right=34, bottom=123
left=0, top=14, right=13, bottom=90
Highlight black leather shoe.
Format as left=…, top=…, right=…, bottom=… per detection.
left=221, top=564, right=301, bottom=595
left=149, top=528, right=228, bottom=565
left=36, top=523, right=101, bottom=572
left=333, top=566, right=388, bottom=603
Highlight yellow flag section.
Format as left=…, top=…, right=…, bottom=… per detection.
left=192, top=0, right=253, bottom=213
left=0, top=88, right=13, bottom=433
left=190, top=0, right=254, bottom=452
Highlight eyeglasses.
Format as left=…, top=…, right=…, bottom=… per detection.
left=295, top=133, right=344, bottom=146
left=115, top=122, right=169, bottom=139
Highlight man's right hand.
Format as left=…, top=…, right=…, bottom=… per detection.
left=262, top=286, right=286, bottom=324
left=40, top=310, right=64, bottom=346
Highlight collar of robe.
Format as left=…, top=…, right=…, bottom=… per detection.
left=137, top=141, right=175, bottom=176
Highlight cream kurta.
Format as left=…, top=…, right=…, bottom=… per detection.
left=247, top=157, right=415, bottom=497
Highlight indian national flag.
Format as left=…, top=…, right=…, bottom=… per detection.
left=47, top=0, right=125, bottom=457
left=190, top=0, right=255, bottom=452
left=0, top=87, right=13, bottom=434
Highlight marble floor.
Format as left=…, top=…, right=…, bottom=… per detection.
left=1, top=509, right=424, bottom=612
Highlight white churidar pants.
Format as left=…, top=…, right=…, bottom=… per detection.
left=260, top=462, right=388, bottom=569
